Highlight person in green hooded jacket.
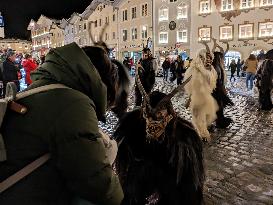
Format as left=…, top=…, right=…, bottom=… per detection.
left=0, top=43, right=130, bottom=205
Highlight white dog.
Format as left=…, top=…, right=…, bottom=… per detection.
left=184, top=49, right=219, bottom=141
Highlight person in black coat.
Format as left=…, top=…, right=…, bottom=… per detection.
left=229, top=59, right=237, bottom=82
left=211, top=39, right=234, bottom=128
left=175, top=55, right=185, bottom=85
left=2, top=50, right=20, bottom=94
left=162, top=57, right=170, bottom=81
left=135, top=47, right=156, bottom=106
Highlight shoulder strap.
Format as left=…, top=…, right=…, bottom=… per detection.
left=16, top=84, right=71, bottom=100
left=0, top=84, right=71, bottom=193
left=0, top=153, right=51, bottom=193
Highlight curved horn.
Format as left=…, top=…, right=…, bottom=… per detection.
left=217, top=42, right=225, bottom=54
left=224, top=41, right=229, bottom=54
left=212, top=38, right=217, bottom=53
left=135, top=66, right=152, bottom=112
left=200, top=40, right=210, bottom=53
left=154, top=76, right=192, bottom=112
left=88, top=21, right=96, bottom=44
left=99, top=23, right=109, bottom=42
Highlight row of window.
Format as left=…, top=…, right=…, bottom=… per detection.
left=121, top=27, right=188, bottom=44
left=200, top=0, right=273, bottom=14
left=199, top=21, right=273, bottom=41
left=122, top=25, right=149, bottom=41
left=159, top=4, right=188, bottom=21
left=32, top=27, right=50, bottom=38
left=158, top=30, right=188, bottom=44
left=122, top=3, right=148, bottom=21
left=121, top=4, right=188, bottom=22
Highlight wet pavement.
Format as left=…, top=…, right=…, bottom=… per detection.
left=99, top=76, right=273, bottom=205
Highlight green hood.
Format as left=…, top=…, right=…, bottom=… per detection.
left=31, top=43, right=107, bottom=120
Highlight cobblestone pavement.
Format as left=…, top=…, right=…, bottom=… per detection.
left=99, top=77, right=273, bottom=205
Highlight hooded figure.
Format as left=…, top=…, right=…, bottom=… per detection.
left=184, top=43, right=218, bottom=141
left=114, top=72, right=204, bottom=205
left=0, top=43, right=126, bottom=205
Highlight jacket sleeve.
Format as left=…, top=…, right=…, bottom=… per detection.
left=53, top=99, right=123, bottom=205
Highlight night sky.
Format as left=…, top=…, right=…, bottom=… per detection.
left=0, top=0, right=92, bottom=40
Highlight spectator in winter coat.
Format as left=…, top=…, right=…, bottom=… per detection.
left=175, top=55, right=185, bottom=85
left=162, top=57, right=170, bottom=81
left=236, top=58, right=242, bottom=77
left=2, top=49, right=20, bottom=94
left=22, top=54, right=38, bottom=86
left=170, top=59, right=177, bottom=82
left=245, top=54, right=258, bottom=91
left=229, top=59, right=237, bottom=82
left=0, top=43, right=128, bottom=205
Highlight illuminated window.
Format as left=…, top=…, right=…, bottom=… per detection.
left=241, top=0, right=254, bottom=8
left=122, top=29, right=128, bottom=41
left=222, top=0, right=233, bottom=11
left=198, top=27, right=211, bottom=41
left=259, top=22, right=273, bottom=37
left=177, top=30, right=188, bottom=42
left=239, top=24, right=253, bottom=39
left=260, top=0, right=273, bottom=6
left=159, top=6, right=168, bottom=21
left=131, top=27, right=137, bottom=40
left=159, top=32, right=168, bottom=44
left=220, top=26, right=233, bottom=40
left=142, top=25, right=148, bottom=39
left=200, top=1, right=210, bottom=14
left=177, top=4, right=188, bottom=19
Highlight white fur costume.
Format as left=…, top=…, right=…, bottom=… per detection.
left=184, top=50, right=219, bottom=140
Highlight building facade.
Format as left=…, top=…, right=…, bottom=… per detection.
left=64, top=13, right=81, bottom=45
left=50, top=23, right=65, bottom=48
left=154, top=0, right=191, bottom=63
left=0, top=39, right=31, bottom=53
left=27, top=15, right=61, bottom=56
left=88, top=2, right=118, bottom=58
left=116, top=0, right=153, bottom=63
left=191, top=0, right=273, bottom=61
left=73, top=14, right=89, bottom=47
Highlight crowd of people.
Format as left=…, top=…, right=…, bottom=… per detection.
left=0, top=49, right=45, bottom=98
left=225, top=49, right=272, bottom=110
left=0, top=35, right=272, bottom=205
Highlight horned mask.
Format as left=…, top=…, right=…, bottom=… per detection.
left=135, top=68, right=192, bottom=142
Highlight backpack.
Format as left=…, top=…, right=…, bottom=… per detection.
left=0, top=82, right=71, bottom=193
left=0, top=82, right=117, bottom=193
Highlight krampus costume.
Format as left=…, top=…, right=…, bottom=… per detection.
left=211, top=39, right=234, bottom=128
left=184, top=41, right=218, bottom=141
left=256, top=49, right=273, bottom=111
left=135, top=47, right=156, bottom=106
left=114, top=72, right=204, bottom=205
